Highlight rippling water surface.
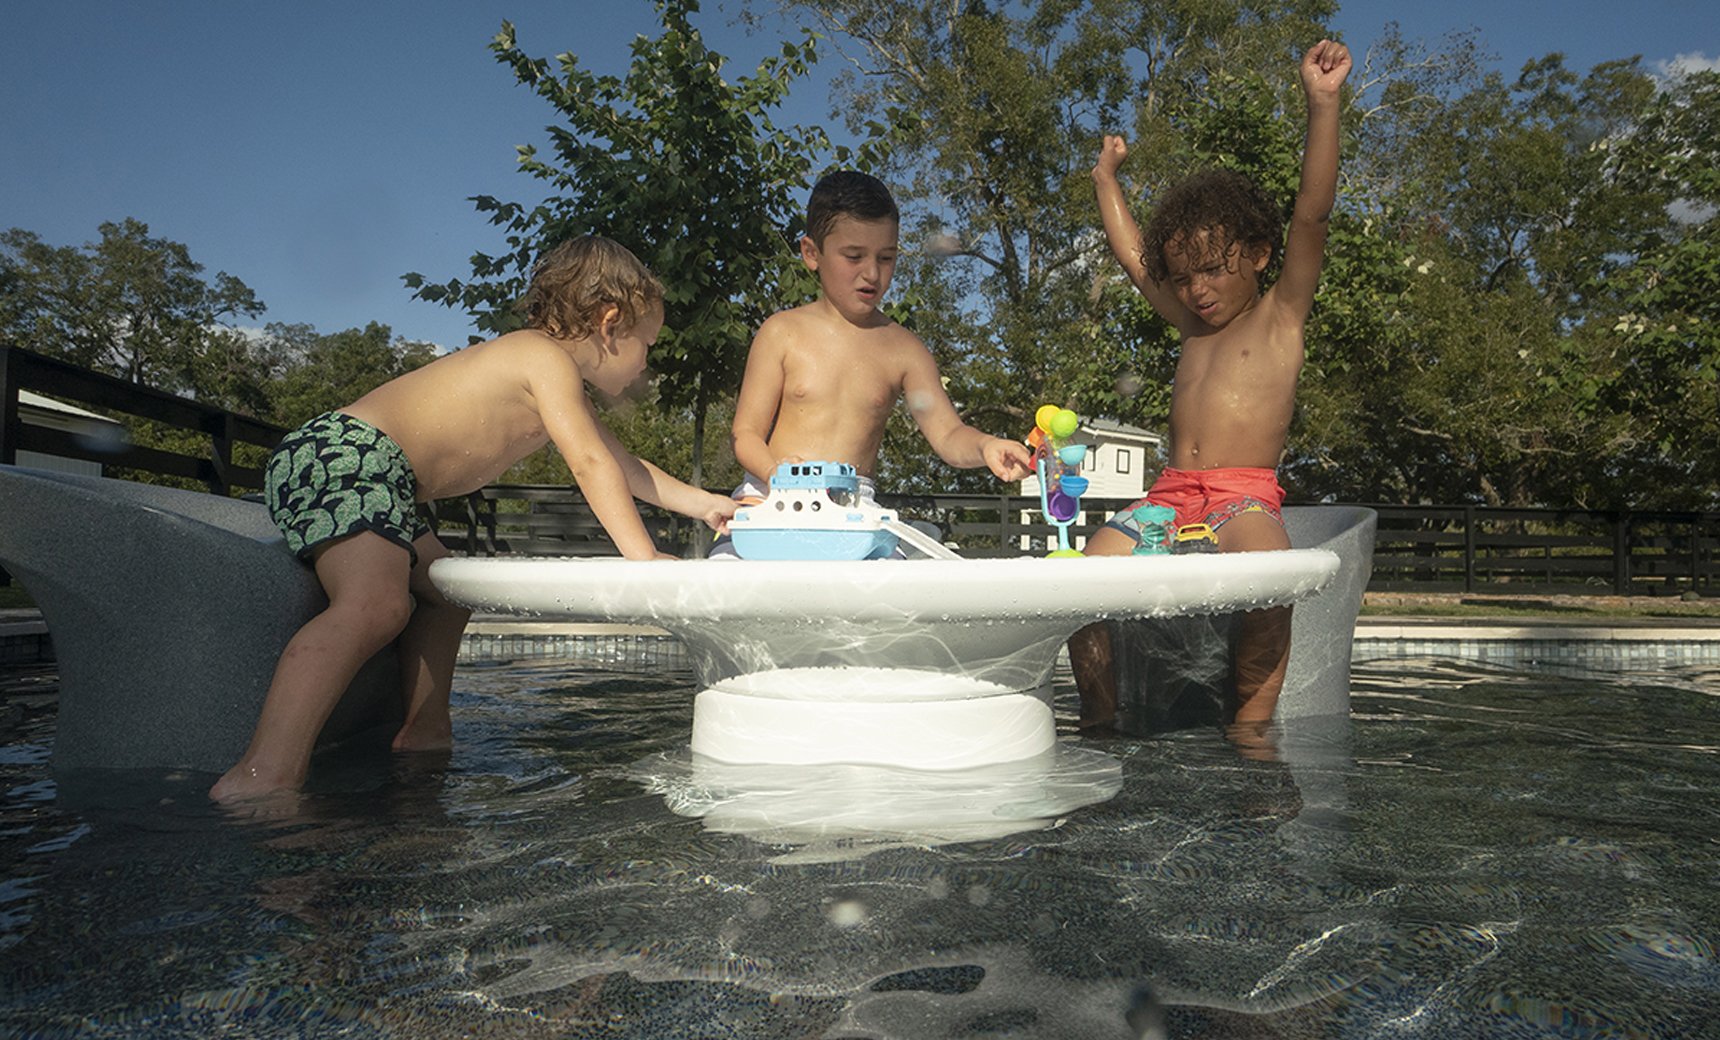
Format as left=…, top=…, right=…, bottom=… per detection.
left=1, top=657, right=1716, bottom=1038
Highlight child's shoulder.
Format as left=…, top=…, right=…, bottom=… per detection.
left=759, top=301, right=822, bottom=332
left=482, top=327, right=577, bottom=358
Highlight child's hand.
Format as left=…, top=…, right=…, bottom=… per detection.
left=983, top=437, right=1036, bottom=483
left=1300, top=40, right=1351, bottom=103
left=699, top=493, right=739, bottom=534
left=1092, top=135, right=1129, bottom=179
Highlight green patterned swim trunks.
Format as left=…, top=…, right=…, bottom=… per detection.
left=265, top=411, right=430, bottom=565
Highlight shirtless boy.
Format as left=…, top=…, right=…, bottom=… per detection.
left=212, top=236, right=736, bottom=802
left=1073, top=40, right=1351, bottom=732
left=724, top=171, right=1032, bottom=528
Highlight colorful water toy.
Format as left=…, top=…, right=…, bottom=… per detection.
left=728, top=461, right=900, bottom=561
left=1028, top=405, right=1089, bottom=557
left=1128, top=504, right=1178, bottom=556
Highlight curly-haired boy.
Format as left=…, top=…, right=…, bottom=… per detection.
left=1074, top=40, right=1352, bottom=738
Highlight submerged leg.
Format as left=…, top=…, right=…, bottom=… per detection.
left=392, top=533, right=470, bottom=753
left=1067, top=526, right=1137, bottom=729
left=1217, top=512, right=1294, bottom=728
left=211, top=533, right=414, bottom=802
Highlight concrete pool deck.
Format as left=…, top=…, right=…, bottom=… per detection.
left=6, top=605, right=1720, bottom=671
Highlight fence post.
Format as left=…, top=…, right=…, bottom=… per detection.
left=0, top=346, right=19, bottom=467
left=207, top=413, right=235, bottom=496
left=1614, top=511, right=1631, bottom=595
left=0, top=348, right=14, bottom=588
left=1463, top=505, right=1476, bottom=593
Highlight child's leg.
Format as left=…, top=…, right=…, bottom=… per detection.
left=1066, top=525, right=1138, bottom=728
left=211, top=533, right=414, bottom=802
left=1216, top=512, right=1293, bottom=725
left=392, top=533, right=471, bottom=753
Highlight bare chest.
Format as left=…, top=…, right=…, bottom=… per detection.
left=782, top=345, right=900, bottom=414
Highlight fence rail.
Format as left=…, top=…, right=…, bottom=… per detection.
left=432, top=487, right=1720, bottom=597
left=0, top=345, right=287, bottom=494
left=5, top=346, right=1717, bottom=597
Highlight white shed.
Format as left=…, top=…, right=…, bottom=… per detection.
left=15, top=390, right=127, bottom=477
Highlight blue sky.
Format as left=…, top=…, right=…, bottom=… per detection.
left=3, top=1, right=1715, bottom=350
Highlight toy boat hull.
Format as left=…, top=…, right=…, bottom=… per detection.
left=729, top=526, right=898, bottom=561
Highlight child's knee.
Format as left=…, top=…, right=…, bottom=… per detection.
left=330, top=587, right=414, bottom=647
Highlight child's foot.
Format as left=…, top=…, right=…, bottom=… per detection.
left=210, top=761, right=302, bottom=804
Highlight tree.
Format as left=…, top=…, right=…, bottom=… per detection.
left=264, top=322, right=439, bottom=428
left=407, top=0, right=841, bottom=486
left=1570, top=69, right=1720, bottom=508
left=0, top=219, right=263, bottom=401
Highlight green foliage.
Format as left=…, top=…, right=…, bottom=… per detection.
left=784, top=2, right=1720, bottom=509
left=1, top=219, right=265, bottom=402
left=405, top=0, right=842, bottom=483
left=262, top=321, right=439, bottom=428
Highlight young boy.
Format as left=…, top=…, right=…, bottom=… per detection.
left=211, top=236, right=736, bottom=803
left=723, top=171, right=1032, bottom=530
left=1073, top=40, right=1351, bottom=732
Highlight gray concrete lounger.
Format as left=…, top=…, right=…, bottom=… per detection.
left=0, top=464, right=400, bottom=772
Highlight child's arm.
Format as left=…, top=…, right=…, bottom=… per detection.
left=1272, top=39, right=1351, bottom=321
left=901, top=341, right=1034, bottom=481
left=1092, top=136, right=1196, bottom=329
left=591, top=422, right=738, bottom=533
left=729, top=318, right=795, bottom=482
left=529, top=351, right=665, bottom=560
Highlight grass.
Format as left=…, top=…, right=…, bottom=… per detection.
left=1362, top=592, right=1720, bottom=620
left=0, top=585, right=36, bottom=611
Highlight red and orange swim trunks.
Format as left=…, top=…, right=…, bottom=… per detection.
left=1103, top=466, right=1285, bottom=545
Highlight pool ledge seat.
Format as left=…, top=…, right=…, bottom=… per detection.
left=1109, top=505, right=1378, bottom=733
left=0, top=465, right=401, bottom=773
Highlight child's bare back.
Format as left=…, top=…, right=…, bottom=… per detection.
left=341, top=329, right=618, bottom=501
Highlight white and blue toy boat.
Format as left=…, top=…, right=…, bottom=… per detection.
left=729, top=461, right=900, bottom=561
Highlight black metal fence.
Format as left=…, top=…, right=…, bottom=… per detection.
left=432, top=486, right=1720, bottom=597
left=7, top=345, right=1718, bottom=597
left=0, top=346, right=287, bottom=494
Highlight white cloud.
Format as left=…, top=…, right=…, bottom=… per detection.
left=1655, top=52, right=1720, bottom=79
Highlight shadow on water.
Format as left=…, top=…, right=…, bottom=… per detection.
left=1, top=658, right=1717, bottom=1037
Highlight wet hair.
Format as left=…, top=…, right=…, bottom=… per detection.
left=523, top=235, right=664, bottom=339
left=805, top=171, right=899, bottom=247
left=1141, top=169, right=1282, bottom=284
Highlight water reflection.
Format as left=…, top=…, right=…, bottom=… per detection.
left=631, top=745, right=1124, bottom=862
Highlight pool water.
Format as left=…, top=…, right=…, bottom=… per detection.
left=1, top=657, right=1716, bottom=1038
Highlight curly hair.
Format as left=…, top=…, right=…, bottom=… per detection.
left=1141, top=169, right=1283, bottom=284
left=523, top=235, right=664, bottom=340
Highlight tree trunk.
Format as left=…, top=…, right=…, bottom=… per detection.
left=687, top=372, right=713, bottom=557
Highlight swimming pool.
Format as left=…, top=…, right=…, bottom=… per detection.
left=1, top=656, right=1715, bottom=1037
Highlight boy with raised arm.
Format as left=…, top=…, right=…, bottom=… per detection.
left=212, top=236, right=736, bottom=803
left=720, top=171, right=1032, bottom=533
left=1073, top=40, right=1351, bottom=733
